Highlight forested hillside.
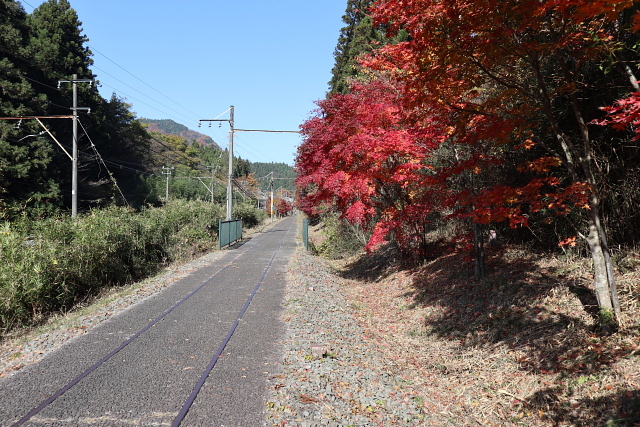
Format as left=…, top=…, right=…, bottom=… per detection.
left=141, top=119, right=221, bottom=149
left=250, top=162, right=296, bottom=193
left=0, top=0, right=260, bottom=217
left=297, top=0, right=640, bottom=328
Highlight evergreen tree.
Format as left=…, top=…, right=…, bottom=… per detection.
left=0, top=0, right=59, bottom=217
left=21, top=0, right=98, bottom=212
left=80, top=94, right=153, bottom=209
left=25, top=1, right=155, bottom=212
left=329, top=0, right=406, bottom=95
left=27, top=0, right=93, bottom=78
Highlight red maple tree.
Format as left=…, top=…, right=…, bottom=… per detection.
left=360, top=0, right=639, bottom=322
left=297, top=79, right=450, bottom=255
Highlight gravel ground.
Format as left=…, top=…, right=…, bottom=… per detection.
left=1, top=221, right=425, bottom=426
left=266, top=248, right=425, bottom=427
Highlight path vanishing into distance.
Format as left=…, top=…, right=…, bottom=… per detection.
left=0, top=216, right=298, bottom=427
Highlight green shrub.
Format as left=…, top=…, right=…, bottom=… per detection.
left=0, top=200, right=231, bottom=332
left=233, top=202, right=267, bottom=229
left=317, top=212, right=369, bottom=259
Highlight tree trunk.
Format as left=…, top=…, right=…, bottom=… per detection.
left=585, top=213, right=613, bottom=311
left=530, top=55, right=621, bottom=327
left=564, top=63, right=622, bottom=326
left=474, top=221, right=486, bottom=281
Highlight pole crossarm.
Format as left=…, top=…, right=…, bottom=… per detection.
left=0, top=115, right=74, bottom=120
left=58, top=78, right=94, bottom=85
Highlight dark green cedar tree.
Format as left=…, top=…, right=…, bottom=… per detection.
left=329, top=0, right=407, bottom=95
left=0, top=0, right=60, bottom=217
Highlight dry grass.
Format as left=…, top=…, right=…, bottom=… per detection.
left=327, top=241, right=640, bottom=426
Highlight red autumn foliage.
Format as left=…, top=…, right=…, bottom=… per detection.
left=296, top=79, right=449, bottom=254
left=596, top=91, right=640, bottom=140
left=297, top=0, right=635, bottom=280
left=275, top=198, right=293, bottom=217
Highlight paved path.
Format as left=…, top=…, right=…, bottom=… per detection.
left=0, top=216, right=298, bottom=427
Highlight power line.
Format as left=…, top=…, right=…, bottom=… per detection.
left=98, top=82, right=196, bottom=124
left=94, top=67, right=198, bottom=123
left=78, top=119, right=129, bottom=206
left=89, top=45, right=202, bottom=120
left=232, top=135, right=280, bottom=163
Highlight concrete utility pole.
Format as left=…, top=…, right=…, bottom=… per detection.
left=162, top=166, right=174, bottom=202
left=199, top=110, right=299, bottom=220
left=58, top=74, right=93, bottom=218
left=227, top=106, right=235, bottom=220
left=270, top=176, right=274, bottom=222
left=200, top=105, right=234, bottom=220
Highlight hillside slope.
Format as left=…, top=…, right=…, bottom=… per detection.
left=141, top=119, right=221, bottom=149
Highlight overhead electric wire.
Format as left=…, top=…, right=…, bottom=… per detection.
left=80, top=109, right=203, bottom=171
left=6, top=8, right=205, bottom=130
left=88, top=45, right=202, bottom=120
left=78, top=119, right=130, bottom=206
left=98, top=81, right=196, bottom=124
left=93, top=67, right=198, bottom=124
left=232, top=136, right=280, bottom=163
left=76, top=149, right=155, bottom=177
left=8, top=10, right=263, bottom=175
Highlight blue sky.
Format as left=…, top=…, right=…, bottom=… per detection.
left=20, top=0, right=346, bottom=166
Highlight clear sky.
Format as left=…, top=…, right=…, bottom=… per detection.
left=20, top=0, right=346, bottom=166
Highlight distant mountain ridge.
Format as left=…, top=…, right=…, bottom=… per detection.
left=141, top=119, right=221, bottom=149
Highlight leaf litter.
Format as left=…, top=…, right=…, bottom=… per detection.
left=274, top=228, right=640, bottom=426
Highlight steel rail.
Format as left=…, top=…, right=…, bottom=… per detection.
left=171, top=224, right=291, bottom=426
left=9, top=220, right=292, bottom=427
left=10, top=252, right=247, bottom=427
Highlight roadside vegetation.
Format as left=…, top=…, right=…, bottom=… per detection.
left=1, top=1, right=288, bottom=335
left=0, top=201, right=266, bottom=332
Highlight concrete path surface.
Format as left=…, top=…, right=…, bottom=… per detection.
left=0, top=216, right=298, bottom=427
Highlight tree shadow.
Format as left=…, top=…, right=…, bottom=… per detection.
left=338, top=244, right=639, bottom=425
left=338, top=243, right=449, bottom=282
left=526, top=386, right=640, bottom=426
left=337, top=241, right=439, bottom=283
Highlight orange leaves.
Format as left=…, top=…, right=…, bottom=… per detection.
left=518, top=139, right=536, bottom=150
left=559, top=236, right=579, bottom=247
left=298, top=0, right=638, bottom=255
left=518, top=157, right=563, bottom=174
left=462, top=178, right=592, bottom=230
